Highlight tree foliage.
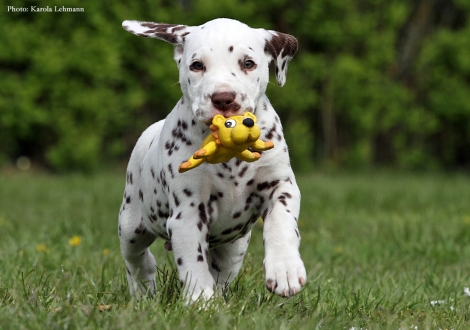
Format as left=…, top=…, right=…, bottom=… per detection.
left=0, top=0, right=469, bottom=172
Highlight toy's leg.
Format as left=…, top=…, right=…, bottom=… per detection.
left=193, top=141, right=218, bottom=159
left=251, top=140, right=274, bottom=151
left=236, top=150, right=261, bottom=162
left=178, top=157, right=204, bottom=173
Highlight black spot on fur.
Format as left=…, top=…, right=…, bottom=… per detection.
left=177, top=258, right=183, bottom=266
left=127, top=172, right=134, bottom=185
left=165, top=140, right=179, bottom=156
left=134, top=222, right=147, bottom=234
left=266, top=124, right=277, bottom=140
left=222, top=163, right=232, bottom=172
left=183, top=188, right=193, bottom=197
left=238, top=165, right=249, bottom=177
left=168, top=164, right=174, bottom=179
left=211, top=261, right=221, bottom=272
left=172, top=125, right=192, bottom=146
left=269, top=187, right=278, bottom=200
left=158, top=210, right=169, bottom=218
left=257, top=180, right=280, bottom=191
left=221, top=228, right=233, bottom=235
left=262, top=208, right=269, bottom=220
left=234, top=223, right=243, bottom=231
left=198, top=203, right=207, bottom=224
left=173, top=192, right=180, bottom=207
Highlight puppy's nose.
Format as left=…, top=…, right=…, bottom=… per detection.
left=242, top=117, right=254, bottom=127
left=211, top=92, right=236, bottom=111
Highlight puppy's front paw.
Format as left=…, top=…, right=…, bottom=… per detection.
left=264, top=254, right=306, bottom=297
left=184, top=286, right=215, bottom=304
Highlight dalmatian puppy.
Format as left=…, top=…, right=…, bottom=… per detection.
left=119, top=18, right=306, bottom=302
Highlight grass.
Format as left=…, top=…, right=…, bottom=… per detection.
left=1, top=170, right=470, bottom=329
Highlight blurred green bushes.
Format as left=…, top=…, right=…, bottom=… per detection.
left=0, top=0, right=469, bottom=172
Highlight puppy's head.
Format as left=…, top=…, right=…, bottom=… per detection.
left=122, top=18, right=297, bottom=125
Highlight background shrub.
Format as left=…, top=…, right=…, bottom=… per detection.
left=0, top=0, right=469, bottom=172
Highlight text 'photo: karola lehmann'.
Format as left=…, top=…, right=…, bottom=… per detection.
left=7, top=5, right=84, bottom=12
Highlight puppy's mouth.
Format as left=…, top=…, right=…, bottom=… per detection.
left=202, top=118, right=213, bottom=126
left=204, top=108, right=254, bottom=125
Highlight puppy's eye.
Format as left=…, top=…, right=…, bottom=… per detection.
left=244, top=60, right=255, bottom=69
left=190, top=61, right=204, bottom=71
left=224, top=119, right=236, bottom=128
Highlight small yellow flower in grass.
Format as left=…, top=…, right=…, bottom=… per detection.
left=68, top=235, right=82, bottom=246
left=0, top=216, right=12, bottom=228
left=37, top=243, right=49, bottom=253
left=334, top=246, right=344, bottom=254
left=463, top=216, right=470, bottom=224
left=103, top=248, right=109, bottom=256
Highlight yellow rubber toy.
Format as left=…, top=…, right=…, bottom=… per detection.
left=178, top=112, right=274, bottom=173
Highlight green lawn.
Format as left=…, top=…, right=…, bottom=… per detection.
left=1, top=171, right=470, bottom=329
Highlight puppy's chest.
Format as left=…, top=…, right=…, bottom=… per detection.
left=143, top=159, right=268, bottom=244
left=206, top=187, right=264, bottom=246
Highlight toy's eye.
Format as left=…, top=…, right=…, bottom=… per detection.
left=190, top=61, right=204, bottom=71
left=224, top=119, right=236, bottom=128
left=244, top=60, right=255, bottom=69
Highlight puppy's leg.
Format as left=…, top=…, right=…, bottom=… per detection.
left=262, top=179, right=306, bottom=297
left=209, top=232, right=251, bottom=291
left=167, top=213, right=215, bottom=302
left=119, top=210, right=157, bottom=297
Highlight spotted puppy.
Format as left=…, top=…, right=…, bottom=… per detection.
left=119, top=18, right=306, bottom=302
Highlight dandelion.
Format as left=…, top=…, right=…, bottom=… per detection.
left=430, top=300, right=446, bottom=306
left=464, top=287, right=470, bottom=297
left=103, top=248, right=109, bottom=256
left=334, top=246, right=344, bottom=254
left=37, top=243, right=49, bottom=252
left=463, top=216, right=470, bottom=224
left=68, top=235, right=82, bottom=246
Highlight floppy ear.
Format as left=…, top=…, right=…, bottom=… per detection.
left=260, top=30, right=298, bottom=87
left=211, top=115, right=226, bottom=129
left=122, top=21, right=193, bottom=62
